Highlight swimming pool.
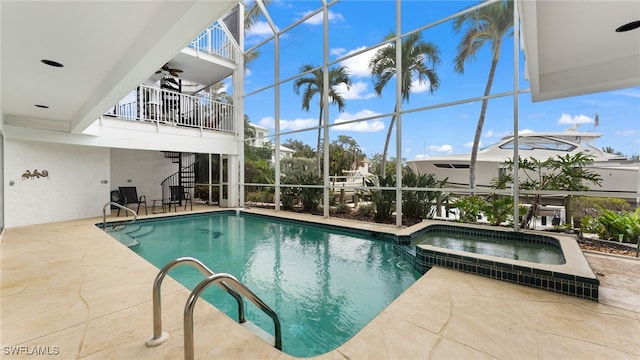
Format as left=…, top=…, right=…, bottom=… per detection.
left=115, top=212, right=419, bottom=357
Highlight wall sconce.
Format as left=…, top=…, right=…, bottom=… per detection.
left=22, top=169, right=50, bottom=180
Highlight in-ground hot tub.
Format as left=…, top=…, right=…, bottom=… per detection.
left=398, top=223, right=600, bottom=301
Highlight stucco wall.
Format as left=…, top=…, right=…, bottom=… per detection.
left=110, top=149, right=177, bottom=204
left=4, top=139, right=110, bottom=227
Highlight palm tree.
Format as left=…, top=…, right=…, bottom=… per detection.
left=369, top=32, right=441, bottom=177
left=293, top=64, right=352, bottom=173
left=453, top=0, right=514, bottom=189
left=209, top=82, right=232, bottom=103
left=243, top=0, right=272, bottom=72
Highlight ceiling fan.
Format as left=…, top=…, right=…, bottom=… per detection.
left=155, top=63, right=183, bottom=77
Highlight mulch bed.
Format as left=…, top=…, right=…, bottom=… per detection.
left=577, top=237, right=638, bottom=257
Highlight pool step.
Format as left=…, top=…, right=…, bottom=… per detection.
left=240, top=321, right=275, bottom=347
left=105, top=227, right=140, bottom=247
left=126, top=225, right=154, bottom=238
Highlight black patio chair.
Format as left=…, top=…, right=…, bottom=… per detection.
left=166, top=185, right=192, bottom=212
left=117, top=186, right=148, bottom=216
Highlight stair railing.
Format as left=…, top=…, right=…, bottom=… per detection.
left=145, top=257, right=245, bottom=347
left=160, top=153, right=197, bottom=206
left=184, top=273, right=282, bottom=359
left=102, top=202, right=137, bottom=229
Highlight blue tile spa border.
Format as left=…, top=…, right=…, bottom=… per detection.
left=410, top=224, right=599, bottom=301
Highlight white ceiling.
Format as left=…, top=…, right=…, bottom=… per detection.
left=0, top=0, right=236, bottom=134
left=519, top=0, right=640, bottom=101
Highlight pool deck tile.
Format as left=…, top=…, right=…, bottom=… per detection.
left=1, top=207, right=639, bottom=359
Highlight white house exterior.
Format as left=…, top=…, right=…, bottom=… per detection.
left=247, top=123, right=294, bottom=163
left=1, top=1, right=243, bottom=228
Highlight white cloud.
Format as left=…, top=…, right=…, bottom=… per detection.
left=613, top=89, right=640, bottom=98
left=615, top=129, right=638, bottom=137
left=410, top=78, right=433, bottom=93
left=245, top=21, right=274, bottom=44
left=484, top=130, right=505, bottom=139
left=258, top=116, right=317, bottom=131
left=413, top=154, right=429, bottom=159
left=339, top=45, right=386, bottom=78
left=429, top=144, right=453, bottom=153
left=333, top=109, right=385, bottom=132
left=334, top=81, right=376, bottom=100
left=301, top=10, right=345, bottom=25
left=331, top=48, right=347, bottom=57
left=557, top=113, right=594, bottom=125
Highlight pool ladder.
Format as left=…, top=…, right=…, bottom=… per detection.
left=102, top=202, right=136, bottom=229
left=145, top=257, right=282, bottom=359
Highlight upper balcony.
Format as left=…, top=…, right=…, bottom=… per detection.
left=104, top=84, right=234, bottom=133
left=103, top=18, right=240, bottom=135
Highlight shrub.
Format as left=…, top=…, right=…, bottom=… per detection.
left=452, top=195, right=487, bottom=223
left=402, top=172, right=448, bottom=220
left=245, top=189, right=274, bottom=203
left=355, top=203, right=375, bottom=218
left=280, top=170, right=322, bottom=213
left=331, top=201, right=351, bottom=215
left=280, top=187, right=297, bottom=210
left=366, top=174, right=395, bottom=223
left=596, top=208, right=640, bottom=243
left=484, top=195, right=514, bottom=226
left=571, top=196, right=630, bottom=227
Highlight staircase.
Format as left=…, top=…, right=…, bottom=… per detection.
left=161, top=152, right=196, bottom=206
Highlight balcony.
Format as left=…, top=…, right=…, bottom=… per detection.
left=189, top=22, right=236, bottom=62
left=104, top=84, right=235, bottom=133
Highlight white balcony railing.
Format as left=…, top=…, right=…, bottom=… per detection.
left=104, top=85, right=235, bottom=133
left=188, top=22, right=236, bottom=61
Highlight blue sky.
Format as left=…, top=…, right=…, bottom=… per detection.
left=242, top=0, right=640, bottom=160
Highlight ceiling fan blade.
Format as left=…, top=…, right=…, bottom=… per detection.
left=170, top=70, right=181, bottom=77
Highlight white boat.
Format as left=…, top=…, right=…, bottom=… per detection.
left=406, top=130, right=640, bottom=201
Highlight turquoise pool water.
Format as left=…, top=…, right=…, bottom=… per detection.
left=126, top=213, right=419, bottom=357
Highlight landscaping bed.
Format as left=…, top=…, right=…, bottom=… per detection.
left=577, top=236, right=638, bottom=257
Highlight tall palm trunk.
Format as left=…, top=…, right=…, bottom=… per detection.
left=316, top=104, right=324, bottom=174
left=469, top=43, right=501, bottom=190
left=380, top=104, right=398, bottom=177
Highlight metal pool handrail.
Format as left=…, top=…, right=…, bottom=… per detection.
left=102, top=202, right=136, bottom=229
left=184, top=273, right=283, bottom=359
left=145, top=257, right=245, bottom=347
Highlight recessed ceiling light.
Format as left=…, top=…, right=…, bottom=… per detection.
left=616, top=20, right=640, bottom=32
left=41, top=59, right=64, bottom=67
left=35, top=104, right=49, bottom=109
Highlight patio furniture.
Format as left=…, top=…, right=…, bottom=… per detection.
left=165, top=185, right=192, bottom=212
left=118, top=186, right=148, bottom=216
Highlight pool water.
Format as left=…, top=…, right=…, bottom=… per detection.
left=412, top=231, right=564, bottom=264
left=128, top=213, right=419, bottom=357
